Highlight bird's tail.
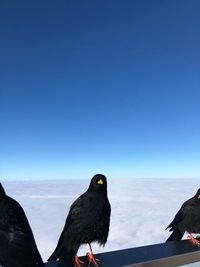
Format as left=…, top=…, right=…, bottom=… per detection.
left=36, top=258, right=45, bottom=267
left=48, top=231, right=65, bottom=261
left=48, top=231, right=76, bottom=263
left=48, top=248, right=75, bottom=264
left=47, top=245, right=64, bottom=261
left=36, top=251, right=45, bottom=267
left=47, top=242, right=75, bottom=262
left=166, top=229, right=184, bottom=242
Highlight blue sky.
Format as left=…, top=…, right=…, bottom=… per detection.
left=1, top=0, right=200, bottom=180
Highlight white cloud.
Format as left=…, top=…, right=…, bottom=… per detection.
left=2, top=178, right=200, bottom=261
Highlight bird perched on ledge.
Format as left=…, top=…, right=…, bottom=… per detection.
left=166, top=188, right=200, bottom=246
left=0, top=183, right=44, bottom=267
left=48, top=174, right=111, bottom=267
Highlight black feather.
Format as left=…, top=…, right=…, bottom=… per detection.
left=48, top=174, right=111, bottom=263
left=166, top=188, right=200, bottom=242
left=166, top=229, right=184, bottom=242
left=0, top=183, right=44, bottom=267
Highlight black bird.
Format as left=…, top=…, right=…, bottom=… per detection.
left=166, top=188, right=200, bottom=245
left=48, top=174, right=111, bottom=267
left=0, top=183, right=44, bottom=267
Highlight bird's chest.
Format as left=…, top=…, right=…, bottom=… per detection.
left=84, top=197, right=106, bottom=237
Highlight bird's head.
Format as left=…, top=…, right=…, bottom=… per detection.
left=0, top=183, right=6, bottom=198
left=88, top=174, right=108, bottom=193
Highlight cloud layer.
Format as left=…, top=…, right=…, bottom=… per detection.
left=2, top=178, right=200, bottom=261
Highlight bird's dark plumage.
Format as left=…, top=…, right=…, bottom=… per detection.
left=0, top=183, right=44, bottom=267
left=166, top=188, right=200, bottom=243
left=48, top=174, right=111, bottom=265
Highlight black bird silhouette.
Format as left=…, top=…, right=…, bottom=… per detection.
left=166, top=188, right=200, bottom=245
left=0, top=183, right=44, bottom=267
left=48, top=174, right=111, bottom=267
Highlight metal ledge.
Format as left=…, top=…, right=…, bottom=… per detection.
left=45, top=239, right=200, bottom=267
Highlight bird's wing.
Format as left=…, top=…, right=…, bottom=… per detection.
left=64, top=190, right=105, bottom=242
left=48, top=193, right=88, bottom=261
left=64, top=193, right=89, bottom=229
left=166, top=197, right=197, bottom=231
left=66, top=192, right=110, bottom=241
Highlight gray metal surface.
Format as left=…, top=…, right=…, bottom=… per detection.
left=44, top=240, right=200, bottom=267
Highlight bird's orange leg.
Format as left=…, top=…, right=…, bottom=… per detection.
left=86, top=244, right=100, bottom=266
left=74, top=255, right=85, bottom=267
left=188, top=233, right=200, bottom=246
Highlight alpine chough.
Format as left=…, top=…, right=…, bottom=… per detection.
left=48, top=174, right=111, bottom=266
left=166, top=188, right=200, bottom=245
left=0, top=183, right=44, bottom=267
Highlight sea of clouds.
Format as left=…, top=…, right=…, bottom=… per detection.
left=2, top=178, right=200, bottom=262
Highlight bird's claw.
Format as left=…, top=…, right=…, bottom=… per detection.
left=86, top=252, right=100, bottom=266
left=188, top=234, right=200, bottom=247
left=74, top=256, right=85, bottom=267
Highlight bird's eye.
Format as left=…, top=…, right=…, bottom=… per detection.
left=97, top=179, right=103, bottom=185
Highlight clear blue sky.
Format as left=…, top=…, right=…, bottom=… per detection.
left=1, top=0, right=200, bottom=180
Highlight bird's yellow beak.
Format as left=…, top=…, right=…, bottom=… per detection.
left=198, top=195, right=200, bottom=199
left=97, top=179, right=103, bottom=185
